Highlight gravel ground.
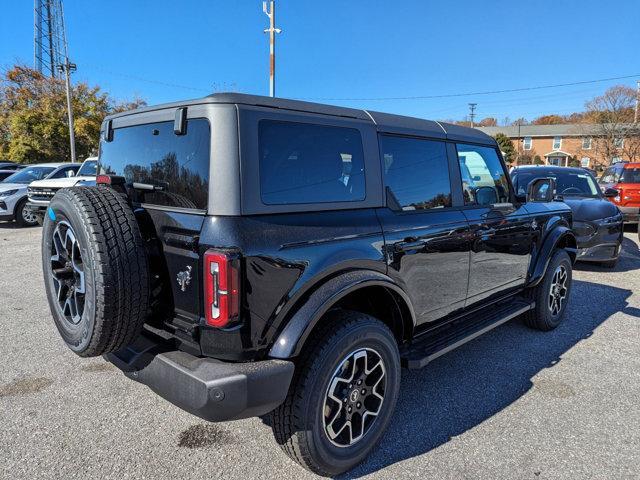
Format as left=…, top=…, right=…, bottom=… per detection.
left=1, top=222, right=639, bottom=480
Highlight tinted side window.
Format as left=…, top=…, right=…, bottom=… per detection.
left=259, top=121, right=365, bottom=205
left=456, top=144, right=509, bottom=205
left=99, top=119, right=210, bottom=210
left=49, top=166, right=78, bottom=179
left=380, top=135, right=451, bottom=211
left=621, top=168, right=640, bottom=183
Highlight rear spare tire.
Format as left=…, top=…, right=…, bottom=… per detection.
left=42, top=186, right=149, bottom=357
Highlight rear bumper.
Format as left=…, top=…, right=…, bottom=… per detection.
left=106, top=332, right=294, bottom=422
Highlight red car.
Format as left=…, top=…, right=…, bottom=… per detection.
left=598, top=162, right=640, bottom=223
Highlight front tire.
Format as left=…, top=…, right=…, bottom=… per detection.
left=270, top=310, right=400, bottom=476
left=15, top=198, right=38, bottom=227
left=523, top=249, right=572, bottom=331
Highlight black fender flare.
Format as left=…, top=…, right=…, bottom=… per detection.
left=527, top=226, right=577, bottom=287
left=268, top=270, right=415, bottom=359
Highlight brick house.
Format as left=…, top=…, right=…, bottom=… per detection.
left=477, top=123, right=639, bottom=171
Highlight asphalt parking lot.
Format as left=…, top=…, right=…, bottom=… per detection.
left=1, top=223, right=639, bottom=480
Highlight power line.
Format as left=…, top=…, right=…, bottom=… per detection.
left=298, top=74, right=640, bottom=101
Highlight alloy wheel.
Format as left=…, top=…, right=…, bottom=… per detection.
left=548, top=264, right=568, bottom=316
left=50, top=221, right=86, bottom=324
left=322, top=348, right=386, bottom=448
left=21, top=205, right=37, bottom=224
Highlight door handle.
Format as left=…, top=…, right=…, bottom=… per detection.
left=394, top=238, right=427, bottom=253
left=478, top=227, right=496, bottom=240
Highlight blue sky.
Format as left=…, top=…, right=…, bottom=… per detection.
left=1, top=0, right=639, bottom=123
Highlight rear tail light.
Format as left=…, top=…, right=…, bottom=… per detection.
left=204, top=250, right=240, bottom=328
left=96, top=174, right=112, bottom=185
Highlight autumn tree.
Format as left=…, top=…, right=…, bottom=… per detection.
left=583, top=85, right=640, bottom=164
left=0, top=65, right=145, bottom=164
left=532, top=114, right=565, bottom=125
left=478, top=117, right=498, bottom=127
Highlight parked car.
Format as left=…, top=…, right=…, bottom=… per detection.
left=0, top=163, right=80, bottom=227
left=0, top=161, right=26, bottom=171
left=512, top=166, right=623, bottom=267
left=598, top=162, right=640, bottom=223
left=27, top=157, right=98, bottom=224
left=42, top=94, right=576, bottom=476
left=0, top=170, right=19, bottom=182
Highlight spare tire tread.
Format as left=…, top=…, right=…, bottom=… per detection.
left=48, top=186, right=149, bottom=357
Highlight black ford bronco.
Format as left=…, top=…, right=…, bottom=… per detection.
left=43, top=93, right=576, bottom=476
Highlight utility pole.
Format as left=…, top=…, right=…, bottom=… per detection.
left=262, top=1, right=281, bottom=97
left=468, top=103, right=477, bottom=128
left=635, top=80, right=639, bottom=124
left=57, top=60, right=77, bottom=163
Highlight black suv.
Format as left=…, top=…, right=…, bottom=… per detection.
left=42, top=94, right=576, bottom=476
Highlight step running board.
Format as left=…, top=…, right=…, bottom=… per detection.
left=401, top=298, right=534, bottom=369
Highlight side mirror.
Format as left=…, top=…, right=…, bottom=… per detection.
left=66, top=170, right=76, bottom=178
left=527, top=177, right=556, bottom=203
left=603, top=187, right=619, bottom=198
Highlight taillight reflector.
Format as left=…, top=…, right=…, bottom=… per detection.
left=204, top=250, right=240, bottom=328
left=96, top=174, right=112, bottom=185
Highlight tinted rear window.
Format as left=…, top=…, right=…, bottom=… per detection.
left=258, top=121, right=365, bottom=205
left=99, top=119, right=210, bottom=210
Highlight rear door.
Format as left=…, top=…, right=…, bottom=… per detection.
left=454, top=143, right=533, bottom=306
left=98, top=108, right=211, bottom=333
left=377, top=135, right=470, bottom=325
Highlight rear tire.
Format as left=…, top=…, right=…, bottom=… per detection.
left=42, top=186, right=149, bottom=357
left=14, top=198, right=38, bottom=227
left=523, top=249, right=572, bottom=331
left=270, top=310, right=400, bottom=476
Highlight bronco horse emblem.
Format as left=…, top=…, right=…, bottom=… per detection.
left=176, top=266, right=192, bottom=292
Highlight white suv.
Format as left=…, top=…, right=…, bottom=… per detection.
left=27, top=157, right=98, bottom=224
left=0, top=163, right=79, bottom=227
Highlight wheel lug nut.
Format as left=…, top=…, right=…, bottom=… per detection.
left=356, top=402, right=361, bottom=409
left=357, top=380, right=362, bottom=385
left=348, top=406, right=352, bottom=413
left=361, top=389, right=366, bottom=394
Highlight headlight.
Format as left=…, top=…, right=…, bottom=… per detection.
left=595, top=213, right=623, bottom=226
left=572, top=221, right=596, bottom=237
left=0, top=189, right=18, bottom=198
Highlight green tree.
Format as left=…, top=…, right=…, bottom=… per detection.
left=0, top=65, right=145, bottom=163
left=494, top=132, right=516, bottom=164
left=533, top=155, right=544, bottom=165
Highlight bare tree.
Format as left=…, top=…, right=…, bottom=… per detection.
left=584, top=85, right=640, bottom=164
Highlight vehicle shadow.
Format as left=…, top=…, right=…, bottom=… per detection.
left=574, top=236, right=640, bottom=273
left=342, top=278, right=638, bottom=479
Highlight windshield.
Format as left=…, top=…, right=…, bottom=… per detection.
left=2, top=166, right=56, bottom=184
left=513, top=170, right=600, bottom=197
left=78, top=160, right=98, bottom=176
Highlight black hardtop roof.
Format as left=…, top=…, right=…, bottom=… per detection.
left=105, top=93, right=495, bottom=145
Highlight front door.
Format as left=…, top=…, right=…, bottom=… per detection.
left=377, top=135, right=470, bottom=325
left=455, top=143, right=533, bottom=306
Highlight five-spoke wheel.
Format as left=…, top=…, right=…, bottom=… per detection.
left=50, top=221, right=85, bottom=324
